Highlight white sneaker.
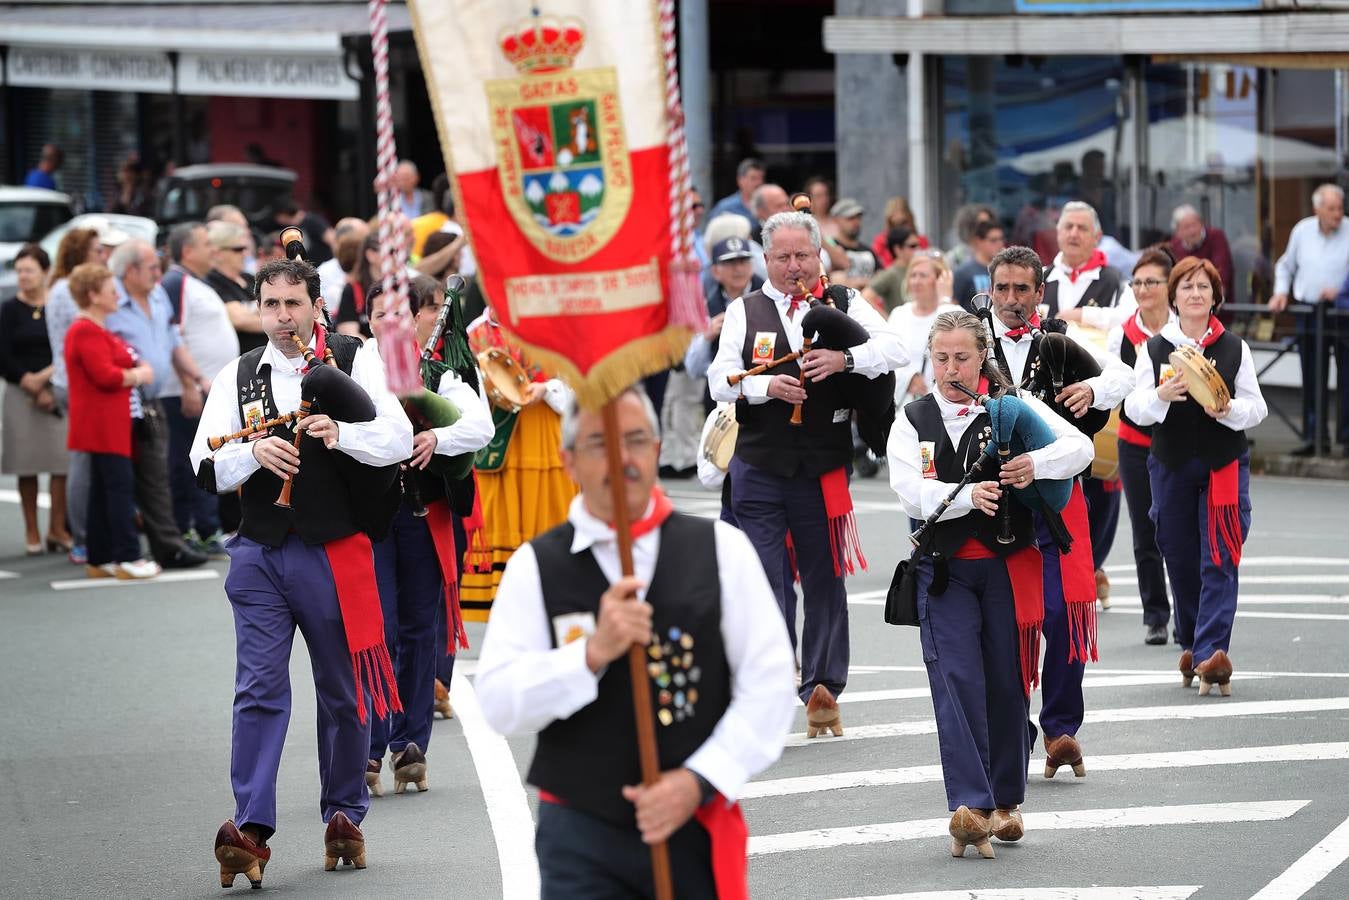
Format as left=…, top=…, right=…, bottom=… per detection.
left=115, top=559, right=162, bottom=580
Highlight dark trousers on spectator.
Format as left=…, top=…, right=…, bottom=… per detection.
left=1295, top=305, right=1349, bottom=446
left=162, top=395, right=220, bottom=536
left=87, top=453, right=140, bottom=566
left=1118, top=440, right=1170, bottom=628
left=132, top=403, right=190, bottom=563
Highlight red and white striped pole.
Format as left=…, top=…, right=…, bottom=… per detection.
left=368, top=0, right=421, bottom=395
left=658, top=0, right=707, bottom=332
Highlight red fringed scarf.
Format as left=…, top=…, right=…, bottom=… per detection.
left=821, top=467, right=867, bottom=577
left=957, top=538, right=1043, bottom=696
left=1065, top=249, right=1108, bottom=284
left=463, top=471, right=492, bottom=573
left=1058, top=483, right=1099, bottom=664
left=425, top=499, right=469, bottom=652
left=1190, top=315, right=1244, bottom=567
left=323, top=532, right=402, bottom=724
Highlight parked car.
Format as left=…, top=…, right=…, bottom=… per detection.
left=156, top=164, right=297, bottom=235
left=0, top=213, right=156, bottom=301
left=0, top=186, right=75, bottom=291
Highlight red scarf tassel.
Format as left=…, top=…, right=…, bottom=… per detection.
left=1207, top=460, right=1243, bottom=567
left=425, top=499, right=470, bottom=651
left=1005, top=546, right=1044, bottom=696
left=1058, top=483, right=1100, bottom=664
left=324, top=532, right=403, bottom=725
left=820, top=467, right=867, bottom=577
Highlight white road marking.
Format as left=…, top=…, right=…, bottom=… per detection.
left=1102, top=556, right=1349, bottom=573
left=747, top=743, right=1349, bottom=799
left=783, top=696, right=1349, bottom=749
left=48, top=569, right=220, bottom=591
left=840, top=888, right=1201, bottom=900
left=835, top=673, right=1216, bottom=704
left=1104, top=594, right=1349, bottom=607
left=1249, top=813, right=1349, bottom=900
left=748, top=800, right=1307, bottom=855
left=0, top=488, right=50, bottom=509
left=450, top=671, right=539, bottom=900
left=0, top=570, right=18, bottom=580
left=1238, top=611, right=1349, bottom=622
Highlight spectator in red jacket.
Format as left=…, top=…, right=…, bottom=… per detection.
left=1168, top=205, right=1234, bottom=301
left=64, top=264, right=160, bottom=580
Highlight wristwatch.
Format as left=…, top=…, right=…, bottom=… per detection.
left=842, top=348, right=855, bottom=373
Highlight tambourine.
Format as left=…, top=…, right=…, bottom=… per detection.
left=477, top=348, right=530, bottom=413
left=701, top=406, right=738, bottom=472
left=1168, top=344, right=1230, bottom=413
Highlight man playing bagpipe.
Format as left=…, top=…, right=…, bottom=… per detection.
left=888, top=309, right=1093, bottom=858
left=476, top=387, right=796, bottom=898
left=982, top=245, right=1133, bottom=780
left=358, top=275, right=493, bottom=797
left=190, top=258, right=412, bottom=887
left=707, top=209, right=907, bottom=738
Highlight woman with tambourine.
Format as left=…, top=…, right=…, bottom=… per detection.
left=887, top=310, right=1092, bottom=860
left=1107, top=247, right=1177, bottom=647
left=1124, top=256, right=1267, bottom=696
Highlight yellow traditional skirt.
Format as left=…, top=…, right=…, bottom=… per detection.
left=460, top=402, right=577, bottom=621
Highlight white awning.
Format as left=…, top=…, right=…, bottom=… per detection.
left=823, top=11, right=1349, bottom=56
left=0, top=3, right=412, bottom=99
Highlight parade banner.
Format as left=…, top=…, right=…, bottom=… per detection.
left=409, top=1, right=702, bottom=408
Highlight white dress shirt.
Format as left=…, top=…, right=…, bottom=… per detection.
left=179, top=271, right=241, bottom=383
left=1045, top=253, right=1138, bottom=331
left=696, top=404, right=731, bottom=490
left=189, top=338, right=413, bottom=492
left=1123, top=322, right=1268, bottom=433
left=356, top=338, right=495, bottom=456
left=1105, top=309, right=1175, bottom=359
left=887, top=301, right=960, bottom=404
left=707, top=282, right=908, bottom=404
left=316, top=258, right=346, bottom=318
left=475, top=494, right=797, bottom=803
left=888, top=389, right=1094, bottom=522
left=989, top=312, right=1134, bottom=410
left=1273, top=215, right=1349, bottom=303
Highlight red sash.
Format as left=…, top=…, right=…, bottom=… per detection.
left=323, top=532, right=401, bottom=724
left=425, top=498, right=469, bottom=651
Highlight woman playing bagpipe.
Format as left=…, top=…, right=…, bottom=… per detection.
left=357, top=275, right=493, bottom=796
left=887, top=309, right=1092, bottom=859
left=1124, top=256, right=1267, bottom=696
left=1107, top=247, right=1177, bottom=647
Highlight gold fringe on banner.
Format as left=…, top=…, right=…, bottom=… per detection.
left=505, top=324, right=694, bottom=411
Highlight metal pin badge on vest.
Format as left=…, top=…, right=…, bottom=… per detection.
left=648, top=626, right=698, bottom=726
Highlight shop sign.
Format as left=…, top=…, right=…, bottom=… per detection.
left=177, top=52, right=357, bottom=101
left=1015, top=0, right=1259, bottom=10
left=6, top=46, right=172, bottom=93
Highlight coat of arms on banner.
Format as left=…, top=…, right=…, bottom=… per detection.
left=486, top=15, right=632, bottom=264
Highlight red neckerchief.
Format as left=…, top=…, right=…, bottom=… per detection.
left=1122, top=312, right=1152, bottom=347
left=302, top=325, right=329, bottom=372
left=1065, top=249, right=1107, bottom=284
left=1196, top=314, right=1226, bottom=348
left=954, top=376, right=990, bottom=416
left=1004, top=314, right=1041, bottom=341
left=626, top=487, right=674, bottom=540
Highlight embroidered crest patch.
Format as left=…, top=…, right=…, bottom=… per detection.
left=752, top=332, right=776, bottom=364
left=919, top=441, right=937, bottom=479
left=551, top=611, right=596, bottom=647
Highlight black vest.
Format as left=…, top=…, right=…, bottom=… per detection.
left=1117, top=330, right=1152, bottom=438
left=1043, top=265, right=1124, bottom=318
left=526, top=513, right=730, bottom=827
left=733, top=291, right=853, bottom=478
left=905, top=395, right=1034, bottom=557
left=234, top=334, right=389, bottom=547
left=1147, top=331, right=1247, bottom=471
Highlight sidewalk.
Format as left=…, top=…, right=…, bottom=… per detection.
left=1248, top=386, right=1349, bottom=480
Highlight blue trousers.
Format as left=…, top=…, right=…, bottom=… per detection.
left=434, top=510, right=467, bottom=686
left=917, top=556, right=1030, bottom=811
left=87, top=452, right=139, bottom=566
left=1118, top=440, right=1170, bottom=628
left=370, top=501, right=442, bottom=758
left=225, top=534, right=371, bottom=837
left=1148, top=454, right=1251, bottom=664
left=1035, top=515, right=1084, bottom=741
left=536, top=801, right=715, bottom=900
left=162, top=395, right=220, bottom=535
left=730, top=457, right=849, bottom=704
left=1083, top=476, right=1122, bottom=571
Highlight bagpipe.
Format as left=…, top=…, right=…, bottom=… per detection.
left=908, top=383, right=1075, bottom=553
left=798, top=294, right=897, bottom=455
left=972, top=293, right=1110, bottom=439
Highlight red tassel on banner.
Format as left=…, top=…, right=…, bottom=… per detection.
left=668, top=257, right=708, bottom=332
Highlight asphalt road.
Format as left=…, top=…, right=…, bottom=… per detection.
left=3, top=470, right=1349, bottom=899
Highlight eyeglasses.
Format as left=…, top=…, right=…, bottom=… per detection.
left=227, top=246, right=248, bottom=253
left=574, top=432, right=657, bottom=458
left=1130, top=278, right=1166, bottom=290
left=902, top=241, right=922, bottom=250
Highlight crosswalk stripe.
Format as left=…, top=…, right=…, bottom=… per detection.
left=1239, top=611, right=1349, bottom=622
left=49, top=569, right=220, bottom=591
left=0, top=570, right=18, bottom=580
left=783, top=696, right=1349, bottom=749
left=748, top=800, right=1308, bottom=855
left=1103, top=595, right=1349, bottom=607
left=1249, top=813, right=1349, bottom=900
left=839, top=888, right=1202, bottom=900
left=836, top=673, right=1229, bottom=705
left=746, top=742, right=1349, bottom=799
left=1103, top=556, right=1349, bottom=573
left=1114, top=574, right=1349, bottom=586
